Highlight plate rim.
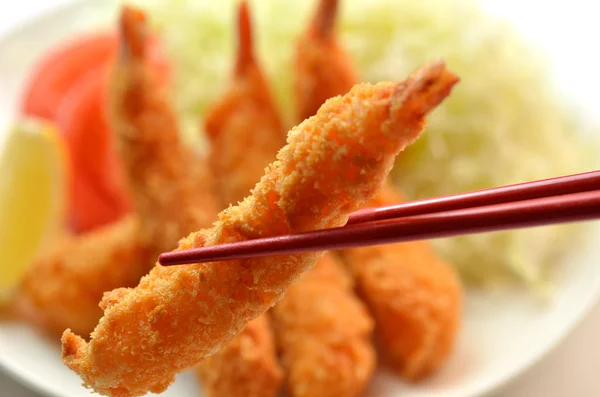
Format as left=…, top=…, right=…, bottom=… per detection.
left=1, top=1, right=600, bottom=397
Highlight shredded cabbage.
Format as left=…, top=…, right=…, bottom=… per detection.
left=113, top=0, right=594, bottom=292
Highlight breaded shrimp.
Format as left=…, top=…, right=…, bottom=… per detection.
left=266, top=3, right=376, bottom=394
left=195, top=3, right=283, bottom=396
left=108, top=7, right=218, bottom=256
left=195, top=316, right=282, bottom=397
left=204, top=1, right=285, bottom=207
left=294, top=0, right=358, bottom=123
left=338, top=184, right=463, bottom=380
left=271, top=253, right=375, bottom=397
left=15, top=8, right=219, bottom=340
left=292, top=0, right=462, bottom=380
left=61, top=54, right=459, bottom=397
left=16, top=215, right=149, bottom=337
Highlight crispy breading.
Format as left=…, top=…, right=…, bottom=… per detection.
left=108, top=7, right=218, bottom=256
left=196, top=3, right=283, bottom=396
left=272, top=253, right=375, bottom=397
left=61, top=22, right=458, bottom=394
left=196, top=316, right=282, bottom=397
left=271, top=2, right=377, bottom=395
left=17, top=215, right=148, bottom=337
left=16, top=6, right=220, bottom=340
left=204, top=1, right=285, bottom=209
left=338, top=184, right=463, bottom=380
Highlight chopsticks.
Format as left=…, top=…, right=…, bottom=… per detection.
left=346, top=169, right=600, bottom=224
left=158, top=170, right=600, bottom=266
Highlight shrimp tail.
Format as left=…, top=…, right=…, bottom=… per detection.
left=119, top=6, right=147, bottom=60
left=381, top=60, right=459, bottom=144
left=235, top=0, right=255, bottom=76
left=390, top=60, right=460, bottom=126
left=311, top=0, right=339, bottom=39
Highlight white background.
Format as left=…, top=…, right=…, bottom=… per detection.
left=0, top=0, right=599, bottom=396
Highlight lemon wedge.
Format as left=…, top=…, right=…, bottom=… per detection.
left=0, top=118, right=67, bottom=298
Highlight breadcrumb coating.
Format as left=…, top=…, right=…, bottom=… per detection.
left=272, top=253, right=375, bottom=397
left=195, top=316, right=282, bottom=397
left=338, top=184, right=463, bottom=380
left=108, top=7, right=218, bottom=256
left=205, top=0, right=285, bottom=208
left=61, top=25, right=458, bottom=395
left=17, top=216, right=149, bottom=337
left=196, top=3, right=283, bottom=396
left=16, top=6, right=221, bottom=340
left=270, top=3, right=377, bottom=395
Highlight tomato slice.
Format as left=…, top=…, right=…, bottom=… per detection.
left=21, top=32, right=118, bottom=120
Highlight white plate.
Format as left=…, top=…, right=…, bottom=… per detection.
left=1, top=1, right=600, bottom=397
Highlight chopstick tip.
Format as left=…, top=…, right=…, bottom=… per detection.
left=157, top=252, right=172, bottom=266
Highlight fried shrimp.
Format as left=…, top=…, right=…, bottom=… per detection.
left=61, top=48, right=458, bottom=396
left=271, top=253, right=375, bottom=397
left=195, top=3, right=283, bottom=396
left=338, top=184, right=463, bottom=380
left=16, top=215, right=148, bottom=337
left=16, top=7, right=221, bottom=340
left=291, top=0, right=462, bottom=380
left=108, top=7, right=218, bottom=256
left=294, top=0, right=358, bottom=123
left=263, top=2, right=376, bottom=394
left=204, top=1, right=285, bottom=207
left=195, top=316, right=282, bottom=397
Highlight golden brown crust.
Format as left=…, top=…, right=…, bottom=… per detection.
left=196, top=4, right=284, bottom=396
left=205, top=1, right=285, bottom=208
left=280, top=9, right=377, bottom=394
left=109, top=6, right=218, bottom=256
left=61, top=50, right=458, bottom=396
left=18, top=6, right=221, bottom=342
left=338, top=184, right=463, bottom=380
left=196, top=316, right=283, bottom=397
left=17, top=215, right=149, bottom=338
left=272, top=253, right=376, bottom=397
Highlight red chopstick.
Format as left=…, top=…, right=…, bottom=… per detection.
left=158, top=171, right=600, bottom=266
left=347, top=170, right=600, bottom=224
